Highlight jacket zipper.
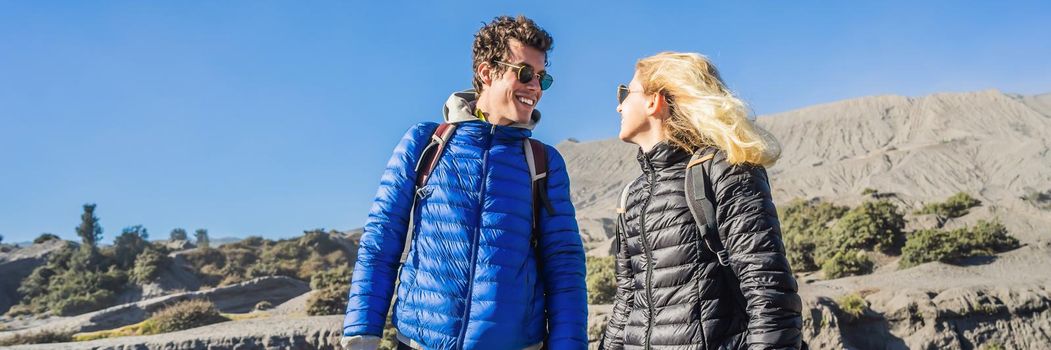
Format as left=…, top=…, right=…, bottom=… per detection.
left=638, top=158, right=657, bottom=350
left=456, top=124, right=497, bottom=349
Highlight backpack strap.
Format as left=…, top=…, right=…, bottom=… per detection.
left=524, top=139, right=555, bottom=229
left=414, top=123, right=457, bottom=188
left=617, top=178, right=636, bottom=215
left=402, top=123, right=457, bottom=264
left=524, top=139, right=554, bottom=276
left=684, top=149, right=730, bottom=266
left=614, top=177, right=640, bottom=258
left=685, top=148, right=751, bottom=323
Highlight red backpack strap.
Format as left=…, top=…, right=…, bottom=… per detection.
left=414, top=123, right=457, bottom=188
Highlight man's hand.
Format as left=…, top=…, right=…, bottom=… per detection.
left=340, top=335, right=381, bottom=350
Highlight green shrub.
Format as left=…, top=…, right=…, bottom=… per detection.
left=15, top=242, right=76, bottom=301
left=836, top=293, right=869, bottom=321
left=8, top=216, right=180, bottom=318
left=830, top=200, right=905, bottom=254
left=310, top=266, right=351, bottom=291
left=821, top=250, right=874, bottom=279
left=779, top=200, right=849, bottom=272
left=183, top=231, right=352, bottom=288
left=307, top=284, right=350, bottom=316
left=131, top=248, right=168, bottom=284
left=47, top=266, right=127, bottom=315
left=900, top=220, right=1020, bottom=268
left=915, top=192, right=982, bottom=219
left=4, top=304, right=35, bottom=317
left=963, top=220, right=1021, bottom=252
left=900, top=229, right=953, bottom=268
left=149, top=299, right=228, bottom=333
left=33, top=233, right=61, bottom=244
left=861, top=188, right=878, bottom=196
left=53, top=290, right=117, bottom=316
left=586, top=256, right=616, bottom=304
left=9, top=241, right=129, bottom=317
left=0, top=329, right=74, bottom=346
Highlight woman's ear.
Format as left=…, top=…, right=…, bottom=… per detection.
left=646, top=91, right=670, bottom=120
left=476, top=62, right=494, bottom=89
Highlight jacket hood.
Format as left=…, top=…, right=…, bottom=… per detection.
left=442, top=90, right=542, bottom=130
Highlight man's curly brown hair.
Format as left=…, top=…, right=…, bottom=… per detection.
left=472, top=15, right=554, bottom=93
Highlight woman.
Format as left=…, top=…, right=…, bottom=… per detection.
left=600, top=52, right=803, bottom=350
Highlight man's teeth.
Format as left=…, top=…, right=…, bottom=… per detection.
left=517, top=97, right=535, bottom=106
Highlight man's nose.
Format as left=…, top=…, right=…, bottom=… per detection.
left=525, top=77, right=541, bottom=91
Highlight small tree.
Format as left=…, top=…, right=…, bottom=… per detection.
left=113, top=226, right=150, bottom=269
left=75, top=204, right=103, bottom=248
left=830, top=200, right=905, bottom=254
left=779, top=199, right=849, bottom=271
left=195, top=229, right=210, bottom=249
left=131, top=248, right=168, bottom=284
left=169, top=228, right=188, bottom=241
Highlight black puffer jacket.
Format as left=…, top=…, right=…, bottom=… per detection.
left=601, top=142, right=802, bottom=350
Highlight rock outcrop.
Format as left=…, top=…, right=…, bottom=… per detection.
left=5, top=315, right=343, bottom=350
left=0, top=276, right=310, bottom=338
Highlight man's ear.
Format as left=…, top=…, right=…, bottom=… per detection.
left=476, top=62, right=494, bottom=89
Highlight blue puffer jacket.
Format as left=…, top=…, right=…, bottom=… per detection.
left=343, top=91, right=588, bottom=350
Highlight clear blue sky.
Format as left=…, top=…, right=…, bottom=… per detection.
left=2, top=1, right=1048, bottom=244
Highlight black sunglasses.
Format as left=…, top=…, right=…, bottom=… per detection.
left=618, top=84, right=673, bottom=106
left=496, top=61, right=553, bottom=90
left=617, top=84, right=642, bottom=104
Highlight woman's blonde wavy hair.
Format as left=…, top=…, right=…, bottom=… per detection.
left=636, top=52, right=781, bottom=167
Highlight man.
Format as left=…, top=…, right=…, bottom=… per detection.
left=342, top=16, right=588, bottom=350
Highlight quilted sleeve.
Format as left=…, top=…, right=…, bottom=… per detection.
left=342, top=122, right=438, bottom=337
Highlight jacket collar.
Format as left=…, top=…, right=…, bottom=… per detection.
left=637, top=141, right=691, bottom=173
